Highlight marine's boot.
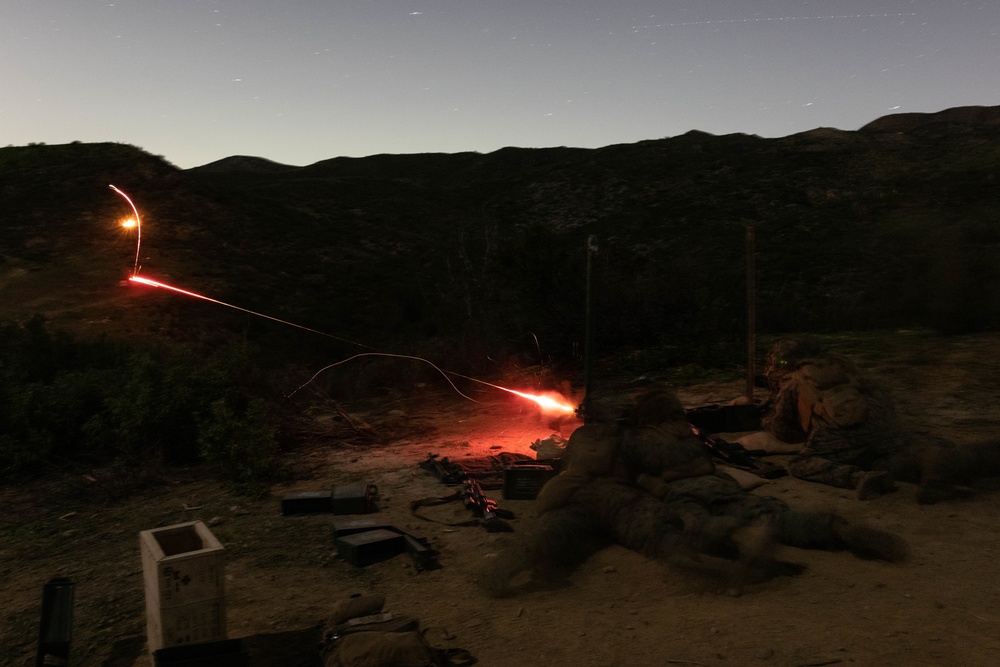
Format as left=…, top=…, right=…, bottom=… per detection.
left=916, top=480, right=975, bottom=505
left=831, top=517, right=909, bottom=562
left=853, top=470, right=897, bottom=501
left=916, top=439, right=1000, bottom=504
left=777, top=511, right=908, bottom=562
left=732, top=517, right=779, bottom=569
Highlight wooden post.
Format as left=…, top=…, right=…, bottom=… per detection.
left=746, top=225, right=756, bottom=403
left=582, top=235, right=598, bottom=421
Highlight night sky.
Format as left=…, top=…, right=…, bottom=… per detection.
left=4, top=1, right=998, bottom=169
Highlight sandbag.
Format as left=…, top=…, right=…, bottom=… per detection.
left=563, top=423, right=620, bottom=476
left=327, top=631, right=434, bottom=667
left=328, top=594, right=386, bottom=626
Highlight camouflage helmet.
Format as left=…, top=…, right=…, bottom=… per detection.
left=579, top=391, right=634, bottom=425
left=581, top=385, right=686, bottom=427
left=630, top=387, right=687, bottom=428
left=764, top=336, right=825, bottom=386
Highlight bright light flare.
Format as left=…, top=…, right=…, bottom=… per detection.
left=129, top=275, right=216, bottom=301
left=495, top=387, right=577, bottom=416
left=121, top=218, right=137, bottom=229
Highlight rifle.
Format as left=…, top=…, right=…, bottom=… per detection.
left=418, top=453, right=466, bottom=485
left=410, top=474, right=516, bottom=533
left=461, top=478, right=515, bottom=533
left=691, top=426, right=787, bottom=479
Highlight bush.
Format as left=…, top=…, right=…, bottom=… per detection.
left=0, top=317, right=285, bottom=492
left=198, top=397, right=283, bottom=496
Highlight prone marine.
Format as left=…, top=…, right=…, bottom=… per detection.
left=760, top=336, right=1000, bottom=503
left=482, top=386, right=908, bottom=596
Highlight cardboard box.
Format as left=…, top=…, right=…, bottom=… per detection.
left=147, top=599, right=227, bottom=651
left=140, top=521, right=226, bottom=652
left=153, top=638, right=247, bottom=667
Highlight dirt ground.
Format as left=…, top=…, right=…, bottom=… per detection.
left=3, top=331, right=1000, bottom=667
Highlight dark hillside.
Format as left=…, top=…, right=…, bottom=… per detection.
left=3, top=107, right=1000, bottom=379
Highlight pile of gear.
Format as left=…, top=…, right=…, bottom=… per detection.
left=321, top=593, right=474, bottom=667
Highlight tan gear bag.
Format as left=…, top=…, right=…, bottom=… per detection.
left=815, top=383, right=867, bottom=427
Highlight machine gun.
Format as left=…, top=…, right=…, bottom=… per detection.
left=691, top=425, right=787, bottom=479
left=461, top=478, right=515, bottom=533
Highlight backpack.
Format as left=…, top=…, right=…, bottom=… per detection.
left=794, top=361, right=867, bottom=431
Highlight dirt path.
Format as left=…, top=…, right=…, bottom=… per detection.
left=3, top=331, right=1000, bottom=667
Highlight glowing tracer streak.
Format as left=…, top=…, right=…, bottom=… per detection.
left=128, top=275, right=375, bottom=349
left=130, top=276, right=576, bottom=417
left=129, top=276, right=572, bottom=412
left=288, top=352, right=577, bottom=415
left=109, top=185, right=141, bottom=276
left=113, top=189, right=571, bottom=414
left=286, top=352, right=480, bottom=402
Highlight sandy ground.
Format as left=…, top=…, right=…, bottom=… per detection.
left=3, top=331, right=1000, bottom=667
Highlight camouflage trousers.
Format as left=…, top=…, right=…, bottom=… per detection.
left=784, top=391, right=922, bottom=489
left=497, top=475, right=873, bottom=586
left=787, top=426, right=918, bottom=488
left=659, top=474, right=854, bottom=556
left=528, top=476, right=788, bottom=565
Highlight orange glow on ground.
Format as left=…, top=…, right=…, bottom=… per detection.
left=438, top=396, right=581, bottom=459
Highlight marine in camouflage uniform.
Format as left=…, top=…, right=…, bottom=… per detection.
left=618, top=390, right=903, bottom=565
left=482, top=387, right=908, bottom=596
left=760, top=336, right=996, bottom=502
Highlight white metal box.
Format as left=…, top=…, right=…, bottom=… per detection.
left=140, top=521, right=226, bottom=652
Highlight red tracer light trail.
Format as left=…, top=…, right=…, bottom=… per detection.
left=433, top=371, right=577, bottom=416
left=113, top=192, right=577, bottom=415
left=128, top=275, right=372, bottom=348
left=285, top=351, right=578, bottom=416
left=132, top=274, right=578, bottom=415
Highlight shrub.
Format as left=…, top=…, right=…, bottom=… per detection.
left=198, top=397, right=284, bottom=496
left=0, top=318, right=286, bottom=493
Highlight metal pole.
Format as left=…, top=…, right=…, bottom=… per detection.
left=746, top=225, right=756, bottom=403
left=582, top=235, right=598, bottom=421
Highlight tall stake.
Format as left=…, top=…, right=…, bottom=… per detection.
left=746, top=225, right=757, bottom=403
left=582, top=235, right=599, bottom=421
